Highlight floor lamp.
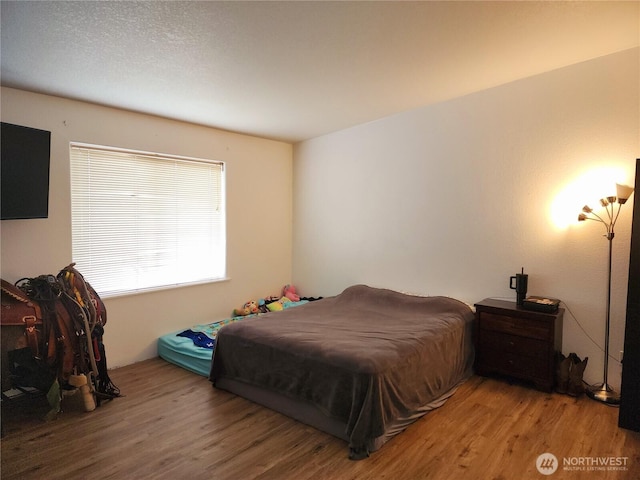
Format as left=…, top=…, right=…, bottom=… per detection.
left=578, top=183, right=634, bottom=405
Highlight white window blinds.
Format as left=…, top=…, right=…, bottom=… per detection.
left=70, top=143, right=226, bottom=297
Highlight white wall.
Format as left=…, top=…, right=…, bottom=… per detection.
left=293, top=48, right=640, bottom=390
left=1, top=87, right=293, bottom=368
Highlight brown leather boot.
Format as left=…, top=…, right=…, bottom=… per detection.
left=567, top=353, right=588, bottom=397
left=555, top=352, right=570, bottom=394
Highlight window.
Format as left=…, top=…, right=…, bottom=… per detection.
left=70, top=143, right=226, bottom=297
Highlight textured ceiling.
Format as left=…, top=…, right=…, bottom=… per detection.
left=1, top=1, right=638, bottom=143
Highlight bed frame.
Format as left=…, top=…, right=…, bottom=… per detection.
left=210, top=285, right=474, bottom=459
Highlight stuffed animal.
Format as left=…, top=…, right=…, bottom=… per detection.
left=267, top=296, right=291, bottom=312
left=282, top=284, right=300, bottom=302
left=233, top=300, right=259, bottom=317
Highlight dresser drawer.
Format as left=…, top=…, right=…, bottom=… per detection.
left=478, top=330, right=548, bottom=360
left=479, top=312, right=551, bottom=340
left=477, top=348, right=548, bottom=380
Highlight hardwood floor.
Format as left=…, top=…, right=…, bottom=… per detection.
left=2, top=357, right=639, bottom=480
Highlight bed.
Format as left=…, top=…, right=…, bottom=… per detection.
left=158, top=301, right=309, bottom=376
left=209, top=284, right=475, bottom=459
left=158, top=323, right=222, bottom=376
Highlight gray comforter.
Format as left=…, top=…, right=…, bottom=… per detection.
left=209, top=284, right=474, bottom=458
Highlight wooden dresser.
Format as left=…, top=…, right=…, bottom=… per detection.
left=474, top=298, right=564, bottom=392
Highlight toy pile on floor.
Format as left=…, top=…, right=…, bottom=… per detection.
left=233, top=284, right=322, bottom=317
left=176, top=285, right=322, bottom=350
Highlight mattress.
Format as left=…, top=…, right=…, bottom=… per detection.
left=210, top=284, right=475, bottom=459
left=157, top=328, right=215, bottom=376
left=158, top=300, right=309, bottom=376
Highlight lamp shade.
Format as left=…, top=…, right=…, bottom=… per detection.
left=616, top=183, right=635, bottom=204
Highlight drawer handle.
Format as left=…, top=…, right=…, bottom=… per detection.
left=509, top=341, right=515, bottom=347
left=508, top=360, right=514, bottom=365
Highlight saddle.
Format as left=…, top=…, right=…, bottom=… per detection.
left=1, top=279, right=43, bottom=358
left=1, top=263, right=120, bottom=412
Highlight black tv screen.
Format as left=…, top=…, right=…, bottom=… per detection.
left=1, top=122, right=51, bottom=220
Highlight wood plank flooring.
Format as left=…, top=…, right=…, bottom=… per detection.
left=2, top=357, right=639, bottom=480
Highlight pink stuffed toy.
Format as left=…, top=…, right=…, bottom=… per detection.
left=282, top=284, right=300, bottom=302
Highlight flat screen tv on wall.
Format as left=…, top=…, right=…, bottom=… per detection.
left=1, top=122, right=51, bottom=220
